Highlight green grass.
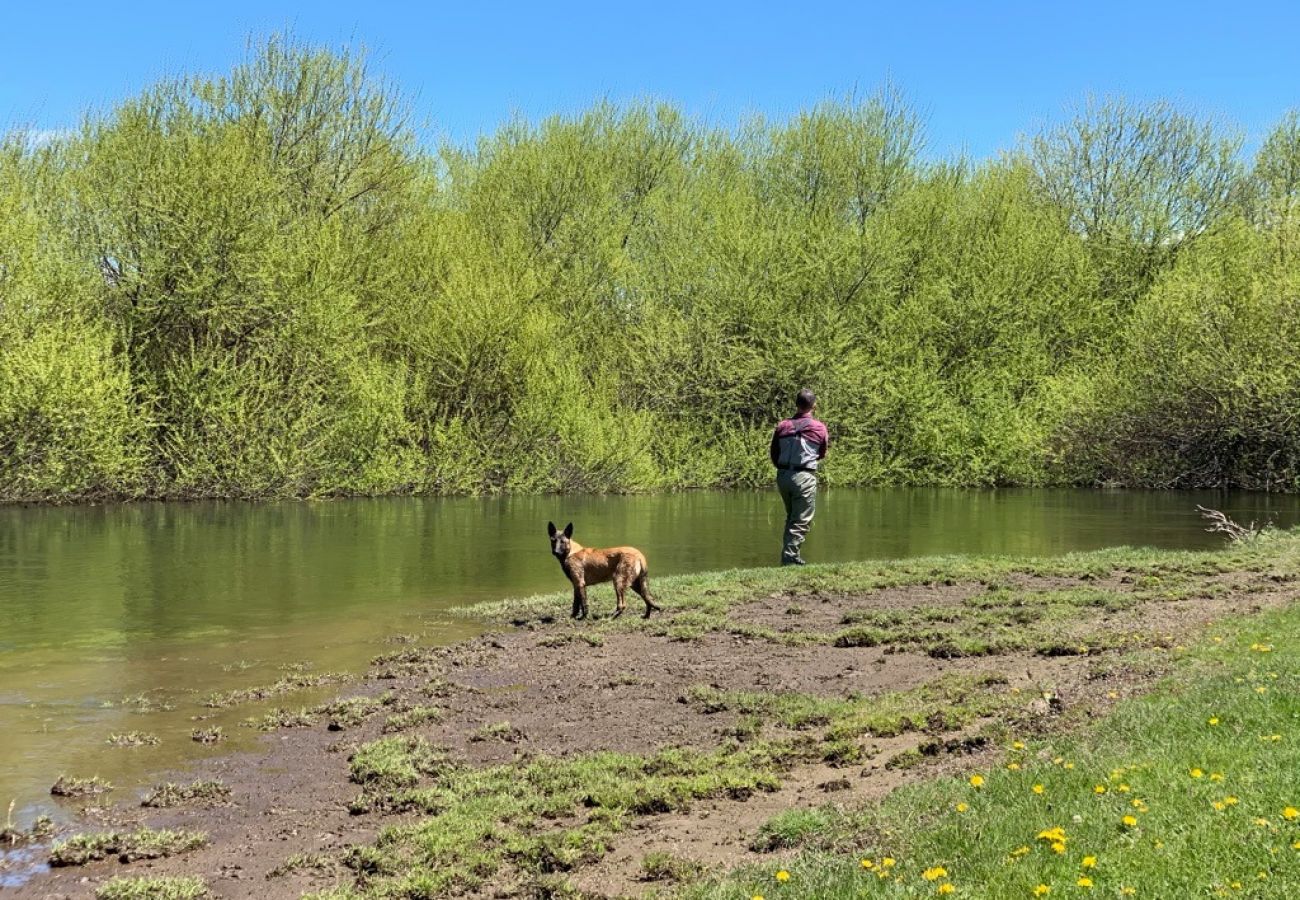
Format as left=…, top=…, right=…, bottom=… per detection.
left=106, top=731, right=160, bottom=747
left=95, top=876, right=207, bottom=899
left=50, top=775, right=113, bottom=797
left=680, top=603, right=1300, bottom=898
left=202, top=671, right=352, bottom=708
left=49, top=828, right=207, bottom=866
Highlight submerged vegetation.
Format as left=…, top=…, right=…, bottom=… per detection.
left=2, top=37, right=1299, bottom=501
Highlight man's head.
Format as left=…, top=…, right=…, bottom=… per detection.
left=547, top=521, right=574, bottom=559
left=795, top=388, right=816, bottom=413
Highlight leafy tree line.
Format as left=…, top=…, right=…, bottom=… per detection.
left=2, top=38, right=1299, bottom=501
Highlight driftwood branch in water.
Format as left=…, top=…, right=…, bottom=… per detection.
left=1196, top=505, right=1261, bottom=543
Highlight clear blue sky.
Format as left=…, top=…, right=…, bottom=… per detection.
left=4, top=1, right=1297, bottom=158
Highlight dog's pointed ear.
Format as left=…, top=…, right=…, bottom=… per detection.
left=563, top=522, right=573, bottom=538
left=547, top=521, right=557, bottom=537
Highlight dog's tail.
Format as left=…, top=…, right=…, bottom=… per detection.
left=634, top=565, right=660, bottom=616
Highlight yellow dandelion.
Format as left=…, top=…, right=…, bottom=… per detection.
left=1292, top=840, right=1300, bottom=850
left=1117, top=783, right=1130, bottom=792
left=1064, top=762, right=1075, bottom=770
left=1106, top=690, right=1119, bottom=699
left=1033, top=784, right=1045, bottom=794
left=1033, top=886, right=1051, bottom=896
left=1051, top=842, right=1067, bottom=854
left=1154, top=839, right=1164, bottom=849
left=938, top=885, right=955, bottom=895
left=1053, top=757, right=1064, bottom=765
left=923, top=866, right=948, bottom=881
left=1190, top=768, right=1204, bottom=779
left=1212, top=801, right=1226, bottom=811
left=1208, top=717, right=1220, bottom=726
left=1256, top=686, right=1268, bottom=694
left=1284, top=807, right=1299, bottom=820
left=1081, top=855, right=1097, bottom=868
left=1121, top=888, right=1136, bottom=896
left=861, top=859, right=874, bottom=869
left=969, top=775, right=985, bottom=788
left=753, top=896, right=765, bottom=900
left=956, top=802, right=969, bottom=813
left=883, top=857, right=896, bottom=868
left=1094, top=785, right=1107, bottom=794
left=1008, top=763, right=1021, bottom=771
left=1254, top=817, right=1271, bottom=826
left=1122, top=815, right=1138, bottom=827
left=1077, top=876, right=1094, bottom=888
left=1225, top=796, right=1239, bottom=806
left=1210, top=773, right=1225, bottom=782
left=1011, top=846, right=1031, bottom=857
left=1013, top=741, right=1025, bottom=750
left=1231, top=882, right=1243, bottom=890
left=775, top=870, right=790, bottom=882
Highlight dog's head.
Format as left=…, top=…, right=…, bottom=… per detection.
left=547, top=521, right=574, bottom=560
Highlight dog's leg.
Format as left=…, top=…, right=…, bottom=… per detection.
left=612, top=577, right=627, bottom=619
left=577, top=582, right=589, bottom=620
left=571, top=583, right=584, bottom=619
left=634, top=572, right=660, bottom=619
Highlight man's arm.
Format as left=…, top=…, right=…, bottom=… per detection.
left=817, top=422, right=829, bottom=460
left=769, top=429, right=781, bottom=467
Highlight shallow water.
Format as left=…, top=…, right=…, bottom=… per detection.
left=2, top=487, right=1298, bottom=830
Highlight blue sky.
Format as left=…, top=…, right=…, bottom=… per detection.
left=4, top=1, right=1297, bottom=158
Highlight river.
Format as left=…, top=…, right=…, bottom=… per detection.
left=2, top=487, right=1298, bottom=829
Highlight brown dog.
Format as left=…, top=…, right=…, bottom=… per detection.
left=547, top=522, right=660, bottom=619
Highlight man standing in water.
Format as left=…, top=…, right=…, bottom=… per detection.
left=770, top=388, right=829, bottom=566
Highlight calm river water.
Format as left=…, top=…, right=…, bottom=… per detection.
left=2, top=487, right=1298, bottom=831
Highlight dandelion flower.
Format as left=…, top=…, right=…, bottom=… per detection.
left=956, top=802, right=969, bottom=812
left=1225, top=796, right=1239, bottom=806
left=753, top=896, right=765, bottom=900
left=1210, top=773, right=1224, bottom=782
left=1190, top=768, right=1204, bottom=779
left=1094, top=785, right=1107, bottom=794
left=1208, top=717, right=1220, bottom=726
left=861, top=859, right=874, bottom=869
left=1212, top=801, right=1226, bottom=811
left=1013, top=741, right=1025, bottom=750
left=923, top=866, right=948, bottom=881
left=1008, top=763, right=1022, bottom=771
left=1064, top=762, right=1075, bottom=770
left=883, top=857, right=896, bottom=868
left=1011, top=846, right=1031, bottom=858
left=1117, top=784, right=1130, bottom=793
left=1081, top=855, right=1097, bottom=868
left=1077, top=877, right=1094, bottom=888
left=1121, top=888, right=1136, bottom=896
left=969, top=775, right=984, bottom=788
left=1033, top=784, right=1045, bottom=795
left=1284, top=807, right=1299, bottom=820
left=775, top=870, right=790, bottom=882
left=1033, top=886, right=1051, bottom=896
left=1051, top=842, right=1066, bottom=854
left=938, top=884, right=955, bottom=895
left=1122, top=815, right=1138, bottom=827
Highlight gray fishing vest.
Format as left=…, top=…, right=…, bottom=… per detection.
left=776, top=419, right=820, bottom=471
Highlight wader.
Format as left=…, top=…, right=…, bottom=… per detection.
left=776, top=469, right=817, bottom=565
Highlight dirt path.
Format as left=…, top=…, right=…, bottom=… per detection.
left=6, top=567, right=1289, bottom=899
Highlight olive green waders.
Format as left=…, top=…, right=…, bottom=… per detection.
left=776, top=468, right=817, bottom=565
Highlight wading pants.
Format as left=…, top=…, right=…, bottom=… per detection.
left=776, top=469, right=817, bottom=565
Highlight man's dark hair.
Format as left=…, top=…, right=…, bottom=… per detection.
left=795, top=388, right=816, bottom=411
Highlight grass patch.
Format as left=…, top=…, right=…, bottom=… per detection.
left=106, top=731, right=160, bottom=747
left=50, top=775, right=112, bottom=797
left=95, top=875, right=207, bottom=899
left=382, top=705, right=444, bottom=733
left=203, top=671, right=352, bottom=708
left=190, top=726, right=224, bottom=744
left=140, top=780, right=230, bottom=808
left=641, top=850, right=705, bottom=882
left=50, top=828, right=206, bottom=866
